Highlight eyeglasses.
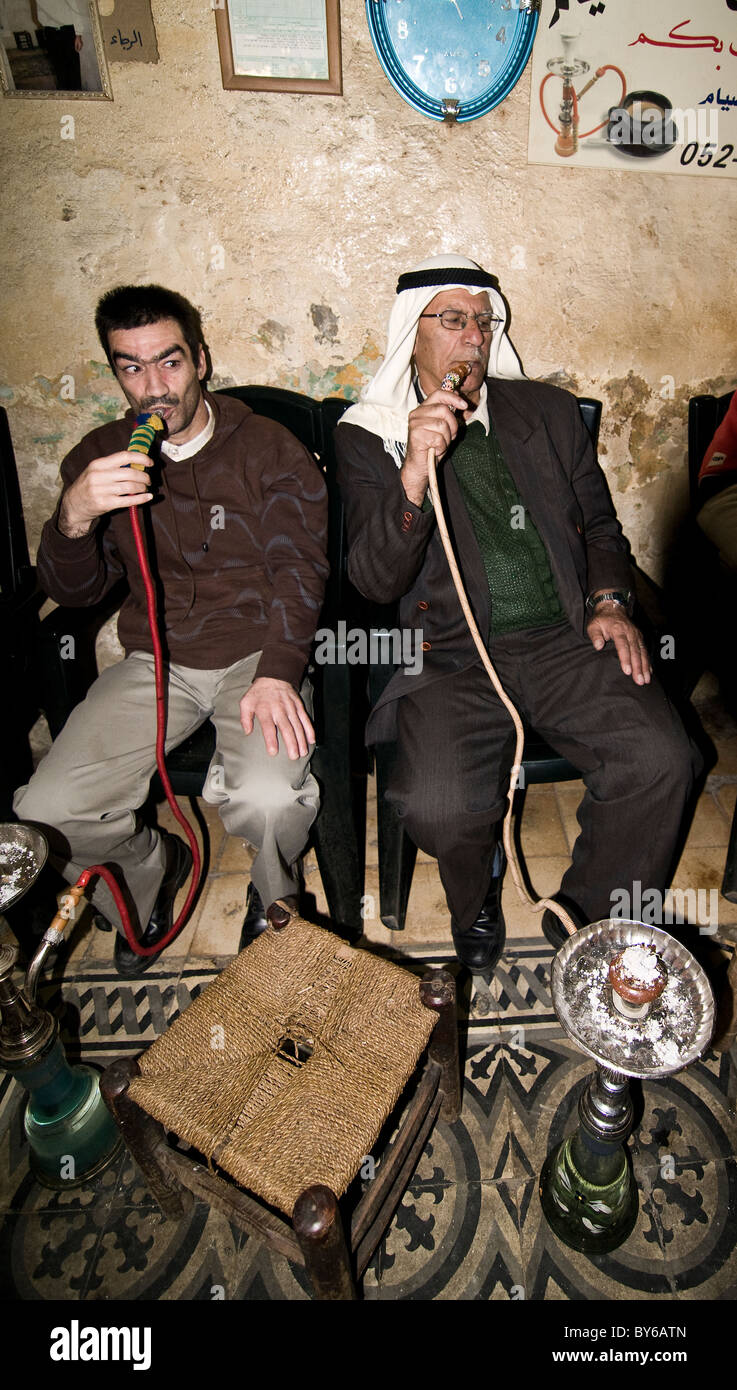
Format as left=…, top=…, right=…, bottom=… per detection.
left=419, top=309, right=503, bottom=334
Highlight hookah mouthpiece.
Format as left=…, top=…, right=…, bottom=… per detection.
left=128, top=412, right=165, bottom=461
left=441, top=361, right=472, bottom=392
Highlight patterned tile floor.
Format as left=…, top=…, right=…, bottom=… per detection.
left=1, top=683, right=736, bottom=1302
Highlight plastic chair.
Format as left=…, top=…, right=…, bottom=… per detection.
left=687, top=391, right=737, bottom=904
left=0, top=406, right=44, bottom=818
left=159, top=386, right=363, bottom=931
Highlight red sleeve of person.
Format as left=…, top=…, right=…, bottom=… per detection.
left=698, top=390, right=737, bottom=501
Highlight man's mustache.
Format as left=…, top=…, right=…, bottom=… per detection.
left=140, top=395, right=179, bottom=410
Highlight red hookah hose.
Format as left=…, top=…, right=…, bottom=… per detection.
left=75, top=418, right=202, bottom=956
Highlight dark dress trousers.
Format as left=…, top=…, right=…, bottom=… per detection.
left=336, top=378, right=699, bottom=932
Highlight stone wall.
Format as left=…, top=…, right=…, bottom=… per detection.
left=2, top=0, right=736, bottom=585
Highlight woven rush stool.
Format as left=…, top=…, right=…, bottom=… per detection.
left=100, top=903, right=460, bottom=1299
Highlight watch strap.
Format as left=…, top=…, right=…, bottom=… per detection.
left=586, top=589, right=633, bottom=615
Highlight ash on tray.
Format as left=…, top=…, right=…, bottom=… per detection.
left=563, top=941, right=696, bottom=1075
left=0, top=842, right=37, bottom=910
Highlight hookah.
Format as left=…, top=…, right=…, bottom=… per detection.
left=0, top=823, right=122, bottom=1186
left=429, top=365, right=716, bottom=1253
left=538, top=920, right=714, bottom=1252
left=0, top=412, right=204, bottom=1184
left=539, top=30, right=625, bottom=158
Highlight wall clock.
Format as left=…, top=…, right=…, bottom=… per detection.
left=366, top=0, right=540, bottom=123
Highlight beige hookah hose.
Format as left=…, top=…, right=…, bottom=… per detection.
left=426, top=368, right=578, bottom=938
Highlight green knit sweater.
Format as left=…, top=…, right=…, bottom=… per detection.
left=449, top=418, right=566, bottom=637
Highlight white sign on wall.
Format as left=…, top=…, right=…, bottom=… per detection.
left=528, top=0, right=737, bottom=178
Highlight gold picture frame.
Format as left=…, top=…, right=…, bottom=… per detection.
left=214, top=0, right=341, bottom=95
left=0, top=0, right=112, bottom=100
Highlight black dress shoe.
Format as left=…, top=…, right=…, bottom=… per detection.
left=238, top=883, right=269, bottom=951
left=114, top=833, right=192, bottom=979
left=451, top=845, right=506, bottom=977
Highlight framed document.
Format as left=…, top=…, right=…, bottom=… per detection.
left=215, top=0, right=342, bottom=94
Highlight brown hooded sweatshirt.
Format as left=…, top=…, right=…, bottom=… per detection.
left=36, top=391, right=329, bottom=687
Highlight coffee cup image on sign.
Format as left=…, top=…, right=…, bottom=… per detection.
left=607, top=90, right=679, bottom=157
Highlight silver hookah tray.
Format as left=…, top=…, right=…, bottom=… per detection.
left=551, top=919, right=715, bottom=1080
left=0, top=823, right=48, bottom=913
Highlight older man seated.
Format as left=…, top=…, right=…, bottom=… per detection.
left=335, top=254, right=699, bottom=978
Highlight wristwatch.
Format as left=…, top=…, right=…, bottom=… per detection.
left=585, top=589, right=634, bottom=615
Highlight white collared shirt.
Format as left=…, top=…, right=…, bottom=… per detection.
left=160, top=399, right=215, bottom=461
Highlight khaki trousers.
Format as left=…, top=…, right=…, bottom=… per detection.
left=13, top=651, right=318, bottom=934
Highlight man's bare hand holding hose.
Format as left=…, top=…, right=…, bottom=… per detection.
left=58, top=451, right=154, bottom=538
left=400, top=389, right=468, bottom=506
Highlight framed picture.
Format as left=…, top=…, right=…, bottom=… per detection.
left=0, top=0, right=112, bottom=100
left=215, top=0, right=342, bottom=95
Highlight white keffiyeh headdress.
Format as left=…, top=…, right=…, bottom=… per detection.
left=339, top=254, right=524, bottom=465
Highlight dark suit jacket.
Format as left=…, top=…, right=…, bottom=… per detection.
left=335, top=377, right=634, bottom=743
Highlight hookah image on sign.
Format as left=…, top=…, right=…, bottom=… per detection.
left=528, top=0, right=737, bottom=177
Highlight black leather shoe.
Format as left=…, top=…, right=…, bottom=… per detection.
left=451, top=845, right=506, bottom=977
left=238, top=882, right=269, bottom=951
left=114, top=833, right=192, bottom=978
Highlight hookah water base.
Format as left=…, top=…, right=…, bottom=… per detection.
left=539, top=1066, right=638, bottom=1255
left=538, top=920, right=714, bottom=1256
left=21, top=1029, right=122, bottom=1188
left=0, top=941, right=122, bottom=1189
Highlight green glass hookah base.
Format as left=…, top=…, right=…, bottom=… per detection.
left=24, top=1064, right=122, bottom=1189
left=539, top=1134, right=638, bottom=1255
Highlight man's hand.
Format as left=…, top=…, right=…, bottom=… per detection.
left=400, top=389, right=467, bottom=505
left=239, top=677, right=315, bottom=759
left=587, top=602, right=652, bottom=685
left=58, top=451, right=153, bottom=538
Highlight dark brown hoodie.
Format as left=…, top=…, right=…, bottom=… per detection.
left=37, top=391, right=329, bottom=687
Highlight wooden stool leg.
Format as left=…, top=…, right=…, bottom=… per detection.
left=421, top=969, right=461, bottom=1122
left=100, top=1057, right=193, bottom=1219
left=293, top=1184, right=357, bottom=1300
left=721, top=796, right=737, bottom=903
left=713, top=947, right=737, bottom=1055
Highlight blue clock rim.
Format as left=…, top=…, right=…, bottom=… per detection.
left=365, top=0, right=539, bottom=123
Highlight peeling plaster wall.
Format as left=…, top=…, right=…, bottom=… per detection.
left=2, top=0, right=737, bottom=589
